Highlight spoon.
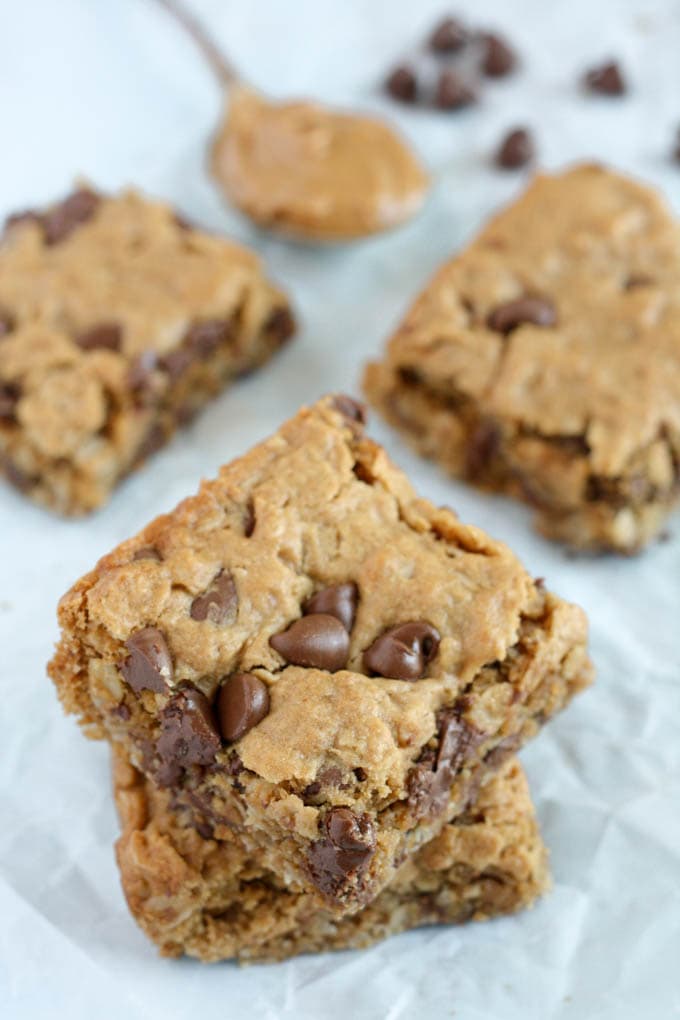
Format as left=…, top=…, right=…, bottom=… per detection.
left=154, top=0, right=430, bottom=242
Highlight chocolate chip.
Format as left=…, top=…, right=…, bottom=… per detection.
left=480, top=33, right=516, bottom=77
left=190, top=570, right=238, bottom=625
left=243, top=498, right=256, bottom=537
left=175, top=402, right=198, bottom=427
left=302, top=766, right=350, bottom=802
left=269, top=614, right=350, bottom=671
left=486, top=296, right=557, bottom=334
left=134, top=424, right=166, bottom=464
left=483, top=732, right=521, bottom=771
left=174, top=212, right=194, bottom=231
left=157, top=688, right=221, bottom=768
left=495, top=127, right=534, bottom=169
left=75, top=322, right=122, bottom=352
left=331, top=394, right=367, bottom=426
left=42, top=188, right=101, bottom=245
left=584, top=60, right=626, bottom=96
left=0, top=455, right=34, bottom=492
left=435, top=69, right=476, bottom=110
left=127, top=351, right=160, bottom=406
left=465, top=418, right=502, bottom=478
left=264, top=306, right=296, bottom=346
left=307, top=807, right=375, bottom=899
left=217, top=672, right=270, bottom=742
left=429, top=17, right=467, bottom=53
left=119, top=627, right=173, bottom=694
left=397, top=366, right=422, bottom=387
left=407, top=708, right=484, bottom=819
left=184, top=319, right=233, bottom=358
left=159, top=347, right=193, bottom=382
left=363, top=621, right=440, bottom=681
left=0, top=312, right=15, bottom=338
left=303, top=583, right=358, bottom=633
left=385, top=64, right=418, bottom=103
left=0, top=382, right=20, bottom=421
left=133, top=546, right=162, bottom=561
left=225, top=752, right=245, bottom=776
left=624, top=273, right=653, bottom=290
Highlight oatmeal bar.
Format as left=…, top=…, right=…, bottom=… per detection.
left=49, top=395, right=591, bottom=915
left=364, top=164, right=680, bottom=552
left=0, top=186, right=294, bottom=514
left=114, top=748, right=549, bottom=962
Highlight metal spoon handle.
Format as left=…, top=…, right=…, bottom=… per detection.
left=152, top=0, right=240, bottom=87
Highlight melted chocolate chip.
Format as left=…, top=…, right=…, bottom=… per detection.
left=157, top=688, right=221, bottom=769
left=127, top=351, right=160, bottom=406
left=173, top=212, right=195, bottom=231
left=407, top=708, right=484, bottom=820
left=623, top=273, right=653, bottom=290
left=42, top=188, right=101, bottom=245
left=119, top=627, right=173, bottom=694
left=134, top=424, right=166, bottom=464
left=435, top=69, right=476, bottom=110
left=264, top=306, right=296, bottom=346
left=331, top=394, right=367, bottom=426
left=307, top=807, right=376, bottom=899
left=0, top=382, right=20, bottom=421
left=0, top=456, right=34, bottom=492
left=75, top=322, right=122, bottom=352
left=225, top=753, right=245, bottom=776
left=303, top=583, right=358, bottom=633
left=480, top=33, right=517, bottom=77
left=495, top=127, right=534, bottom=169
left=0, top=312, right=15, bottom=338
left=385, top=64, right=418, bottom=103
left=190, top=570, right=238, bottom=625
left=486, top=296, right=557, bottom=334
left=269, top=614, right=350, bottom=671
left=483, top=732, right=521, bottom=771
left=184, top=318, right=233, bottom=358
left=243, top=498, right=256, bottom=537
left=159, top=347, right=193, bottom=382
left=363, top=621, right=440, bottom=680
left=465, top=418, right=502, bottom=479
left=584, top=60, right=626, bottom=96
left=429, top=17, right=467, bottom=53
left=218, top=673, right=270, bottom=742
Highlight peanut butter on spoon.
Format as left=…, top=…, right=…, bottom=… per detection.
left=156, top=0, right=429, bottom=241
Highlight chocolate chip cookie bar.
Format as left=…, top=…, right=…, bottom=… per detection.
left=49, top=395, right=592, bottom=915
left=0, top=186, right=294, bottom=514
left=113, top=748, right=549, bottom=962
left=364, top=164, right=680, bottom=552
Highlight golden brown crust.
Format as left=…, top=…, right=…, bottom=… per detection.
left=113, top=748, right=550, bottom=962
left=0, top=186, right=294, bottom=513
left=364, top=164, right=680, bottom=552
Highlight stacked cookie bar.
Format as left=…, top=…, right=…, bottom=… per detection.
left=0, top=186, right=294, bottom=514
left=49, top=395, right=593, bottom=961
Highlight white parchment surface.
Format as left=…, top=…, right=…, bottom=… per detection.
left=1, top=1, right=679, bottom=1017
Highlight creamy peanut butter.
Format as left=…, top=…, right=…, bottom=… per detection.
left=210, top=86, right=429, bottom=242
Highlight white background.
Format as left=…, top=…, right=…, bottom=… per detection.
left=1, top=1, right=679, bottom=1017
